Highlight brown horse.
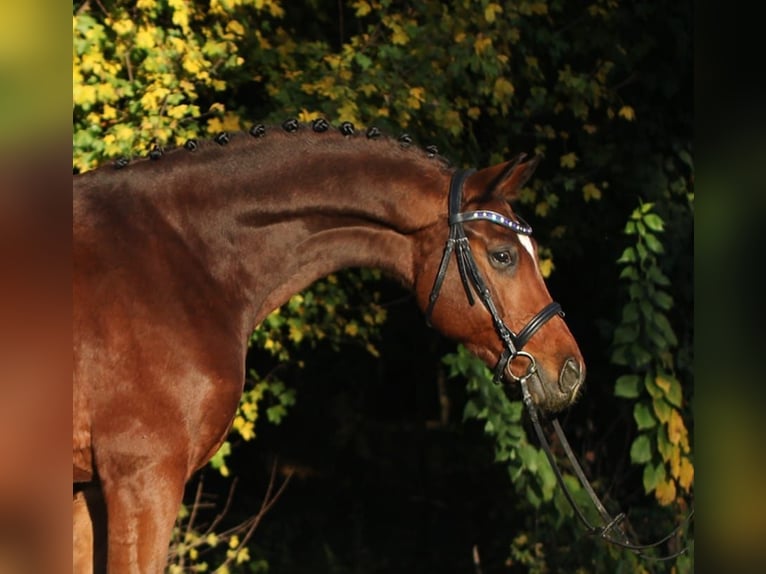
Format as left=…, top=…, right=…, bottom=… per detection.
left=73, top=121, right=585, bottom=572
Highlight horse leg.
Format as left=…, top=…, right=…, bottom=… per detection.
left=73, top=483, right=107, bottom=574
left=98, top=460, right=187, bottom=574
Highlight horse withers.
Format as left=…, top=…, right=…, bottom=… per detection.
left=73, top=122, right=584, bottom=572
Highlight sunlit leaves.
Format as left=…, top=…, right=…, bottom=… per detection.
left=73, top=0, right=277, bottom=172
left=618, top=105, right=636, bottom=121
left=582, top=182, right=602, bottom=202
left=559, top=152, right=578, bottom=169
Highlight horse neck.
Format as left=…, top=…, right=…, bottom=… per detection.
left=152, top=133, right=451, bottom=332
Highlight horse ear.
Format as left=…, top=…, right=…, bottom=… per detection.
left=468, top=154, right=541, bottom=202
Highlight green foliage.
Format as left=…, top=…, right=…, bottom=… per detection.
left=612, top=203, right=694, bottom=508
left=445, top=345, right=557, bottom=504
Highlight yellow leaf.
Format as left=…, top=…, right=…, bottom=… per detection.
left=655, top=479, right=677, bottom=506
left=239, top=421, right=255, bottom=441
left=135, top=27, right=156, bottom=50
left=288, top=324, right=304, bottom=344
left=677, top=456, right=695, bottom=491
left=474, top=35, right=492, bottom=55
left=493, top=77, right=515, bottom=101
left=560, top=152, right=578, bottom=169
left=668, top=409, right=690, bottom=451
left=137, top=0, right=157, bottom=11
left=229, top=535, right=239, bottom=549
left=467, top=107, right=481, bottom=120
left=539, top=258, right=554, bottom=278
left=236, top=547, right=250, bottom=564
left=96, top=83, right=118, bottom=102
left=102, top=104, right=117, bottom=120
left=353, top=0, right=371, bottom=16
left=407, top=86, right=425, bottom=110
left=655, top=374, right=672, bottom=394
left=618, top=105, right=636, bottom=121
left=169, top=0, right=190, bottom=30
left=241, top=400, right=257, bottom=420
left=365, top=343, right=380, bottom=358
left=111, top=18, right=134, bottom=36
left=113, top=124, right=134, bottom=143
left=73, top=84, right=97, bottom=107
left=227, top=20, right=245, bottom=36
left=535, top=201, right=549, bottom=217
left=167, top=104, right=190, bottom=120
left=484, top=3, right=503, bottom=23
left=582, top=182, right=601, bottom=202
left=389, top=23, right=409, bottom=45
left=345, top=322, right=359, bottom=337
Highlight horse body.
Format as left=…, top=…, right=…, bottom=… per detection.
left=74, top=126, right=584, bottom=572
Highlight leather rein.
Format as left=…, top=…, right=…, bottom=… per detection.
left=427, top=168, right=693, bottom=561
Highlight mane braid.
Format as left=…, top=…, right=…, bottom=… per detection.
left=105, top=119, right=451, bottom=171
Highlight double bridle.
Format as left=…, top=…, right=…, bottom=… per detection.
left=427, top=168, right=693, bottom=561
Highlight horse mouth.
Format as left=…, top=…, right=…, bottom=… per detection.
left=522, top=369, right=581, bottom=414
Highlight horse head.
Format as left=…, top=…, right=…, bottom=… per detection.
left=415, top=155, right=585, bottom=413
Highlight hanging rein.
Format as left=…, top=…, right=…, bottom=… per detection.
left=427, top=168, right=693, bottom=561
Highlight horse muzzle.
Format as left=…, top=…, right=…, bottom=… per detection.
left=511, top=355, right=585, bottom=413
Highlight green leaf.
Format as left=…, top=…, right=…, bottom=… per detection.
left=619, top=266, right=638, bottom=280
left=653, top=313, right=678, bottom=347
left=656, top=425, right=674, bottom=462
left=630, top=434, right=652, bottom=464
left=653, top=290, right=674, bottom=310
left=617, top=246, right=636, bottom=263
left=633, top=402, right=657, bottom=430
left=355, top=53, right=373, bottom=70
left=643, top=213, right=665, bottom=232
left=610, top=345, right=630, bottom=366
left=630, top=345, right=653, bottom=367
left=463, top=400, right=479, bottom=420
left=652, top=397, right=672, bottom=424
left=506, top=401, right=524, bottom=421
left=644, top=373, right=664, bottom=399
left=621, top=302, right=640, bottom=322
left=643, top=461, right=666, bottom=493
left=647, top=266, right=671, bottom=286
left=644, top=233, right=665, bottom=254
left=664, top=375, right=683, bottom=407
left=613, top=324, right=639, bottom=345
left=614, top=374, right=641, bottom=398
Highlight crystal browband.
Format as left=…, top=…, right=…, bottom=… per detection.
left=450, top=210, right=533, bottom=235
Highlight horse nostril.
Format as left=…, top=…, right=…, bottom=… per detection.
left=559, top=358, right=583, bottom=393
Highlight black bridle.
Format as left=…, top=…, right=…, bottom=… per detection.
left=425, top=168, right=563, bottom=383
left=427, top=168, right=693, bottom=561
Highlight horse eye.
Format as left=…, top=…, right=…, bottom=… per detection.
left=490, top=249, right=516, bottom=268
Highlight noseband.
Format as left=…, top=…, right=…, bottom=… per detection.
left=427, top=168, right=693, bottom=561
left=426, top=168, right=563, bottom=383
